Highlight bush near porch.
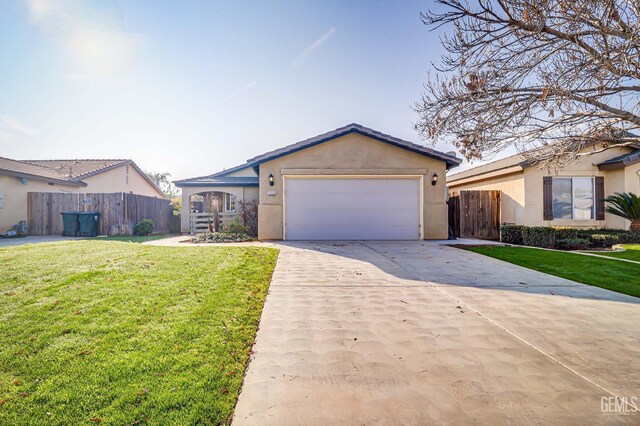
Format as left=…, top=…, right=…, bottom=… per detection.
left=500, top=225, right=640, bottom=250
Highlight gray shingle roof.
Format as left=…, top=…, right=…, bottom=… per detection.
left=447, top=153, right=527, bottom=183
left=174, top=163, right=254, bottom=184
left=176, top=124, right=462, bottom=187
left=176, top=176, right=259, bottom=187
left=449, top=143, right=640, bottom=183
left=597, top=149, right=640, bottom=169
left=248, top=123, right=462, bottom=169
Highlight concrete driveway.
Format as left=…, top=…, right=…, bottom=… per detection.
left=233, top=241, right=639, bottom=425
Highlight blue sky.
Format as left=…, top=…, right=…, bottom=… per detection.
left=0, top=0, right=484, bottom=180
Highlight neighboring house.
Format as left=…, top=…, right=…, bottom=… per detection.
left=447, top=145, right=640, bottom=230
left=175, top=123, right=461, bottom=240
left=0, top=158, right=165, bottom=233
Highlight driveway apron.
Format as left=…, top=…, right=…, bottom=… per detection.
left=233, top=241, right=639, bottom=425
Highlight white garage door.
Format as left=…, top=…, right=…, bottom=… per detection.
left=284, top=177, right=420, bottom=240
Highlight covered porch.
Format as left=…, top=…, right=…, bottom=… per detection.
left=186, top=190, right=238, bottom=234
left=174, top=167, right=260, bottom=235
left=179, top=184, right=259, bottom=234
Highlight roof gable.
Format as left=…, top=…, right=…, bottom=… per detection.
left=248, top=123, right=461, bottom=169
left=448, top=145, right=640, bottom=183
left=0, top=156, right=86, bottom=186
left=174, top=164, right=257, bottom=186
left=22, top=159, right=129, bottom=180
left=0, top=157, right=165, bottom=196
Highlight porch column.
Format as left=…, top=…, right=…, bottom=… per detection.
left=180, top=189, right=192, bottom=234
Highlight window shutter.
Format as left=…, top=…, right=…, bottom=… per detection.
left=595, top=176, right=605, bottom=220
left=543, top=176, right=553, bottom=220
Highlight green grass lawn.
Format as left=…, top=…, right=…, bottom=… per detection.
left=93, top=233, right=171, bottom=243
left=466, top=246, right=640, bottom=298
left=0, top=241, right=278, bottom=425
left=587, top=244, right=640, bottom=262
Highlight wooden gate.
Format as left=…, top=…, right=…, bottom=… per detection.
left=448, top=190, right=501, bottom=240
left=27, top=192, right=171, bottom=236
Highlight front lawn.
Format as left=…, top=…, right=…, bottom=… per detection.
left=94, top=233, right=170, bottom=243
left=465, top=246, right=640, bottom=298
left=0, top=241, right=278, bottom=425
left=588, top=244, right=640, bottom=262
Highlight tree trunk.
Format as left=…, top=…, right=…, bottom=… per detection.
left=631, top=220, right=640, bottom=232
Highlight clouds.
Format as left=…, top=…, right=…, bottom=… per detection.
left=0, top=115, right=37, bottom=141
left=224, top=81, right=258, bottom=103
left=24, top=0, right=137, bottom=74
left=290, top=28, right=336, bottom=69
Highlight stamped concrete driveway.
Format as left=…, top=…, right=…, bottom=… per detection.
left=233, top=241, right=639, bottom=425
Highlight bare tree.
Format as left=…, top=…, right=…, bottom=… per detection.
left=415, top=0, right=640, bottom=168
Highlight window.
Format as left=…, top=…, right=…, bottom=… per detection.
left=552, top=177, right=594, bottom=220
left=125, top=165, right=129, bottom=185
left=224, top=193, right=236, bottom=212
left=0, top=190, right=4, bottom=209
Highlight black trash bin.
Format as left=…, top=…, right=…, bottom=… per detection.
left=60, top=211, right=80, bottom=237
left=77, top=212, right=100, bottom=237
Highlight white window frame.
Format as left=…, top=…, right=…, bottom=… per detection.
left=552, top=177, right=595, bottom=220
left=224, top=193, right=236, bottom=212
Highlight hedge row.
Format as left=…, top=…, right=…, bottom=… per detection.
left=500, top=225, right=640, bottom=250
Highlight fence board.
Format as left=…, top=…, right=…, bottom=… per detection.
left=448, top=190, right=501, bottom=240
left=27, top=192, right=171, bottom=236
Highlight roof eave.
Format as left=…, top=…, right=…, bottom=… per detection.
left=598, top=157, right=640, bottom=170
left=447, top=164, right=525, bottom=185
left=0, top=169, right=88, bottom=186
left=248, top=126, right=462, bottom=169
left=175, top=182, right=259, bottom=188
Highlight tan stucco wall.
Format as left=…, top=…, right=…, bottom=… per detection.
left=0, top=175, right=79, bottom=232
left=448, top=147, right=638, bottom=230
left=0, top=164, right=163, bottom=233
left=257, top=132, right=449, bottom=240
left=449, top=171, right=525, bottom=224
left=225, top=166, right=257, bottom=178
left=82, top=164, right=164, bottom=198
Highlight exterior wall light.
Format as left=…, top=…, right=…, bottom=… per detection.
left=268, top=173, right=274, bottom=186
left=431, top=173, right=438, bottom=186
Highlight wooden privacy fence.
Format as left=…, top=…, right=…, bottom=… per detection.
left=448, top=190, right=501, bottom=240
left=28, top=192, right=171, bottom=236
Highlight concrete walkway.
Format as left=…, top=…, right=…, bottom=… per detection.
left=233, top=241, right=639, bottom=425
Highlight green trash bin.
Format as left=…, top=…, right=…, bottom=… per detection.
left=77, top=212, right=100, bottom=237
left=60, top=211, right=80, bottom=237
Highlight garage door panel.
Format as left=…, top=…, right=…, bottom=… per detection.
left=285, top=177, right=420, bottom=240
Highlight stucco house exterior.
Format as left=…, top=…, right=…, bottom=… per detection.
left=175, top=123, right=461, bottom=240
left=447, top=145, right=640, bottom=230
left=0, top=157, right=165, bottom=233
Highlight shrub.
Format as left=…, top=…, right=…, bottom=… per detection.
left=223, top=217, right=249, bottom=234
left=554, top=227, right=580, bottom=240
left=500, top=225, right=524, bottom=245
left=522, top=226, right=556, bottom=248
left=191, top=231, right=253, bottom=243
left=238, top=200, right=258, bottom=236
left=617, top=231, right=640, bottom=244
left=589, top=233, right=620, bottom=248
left=556, top=238, right=590, bottom=250
left=134, top=219, right=155, bottom=236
